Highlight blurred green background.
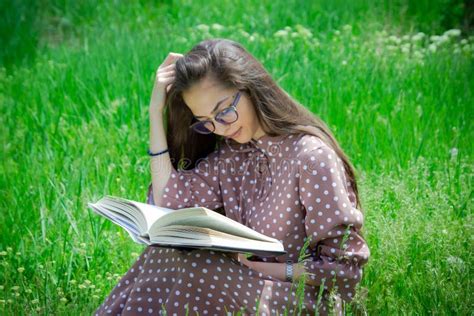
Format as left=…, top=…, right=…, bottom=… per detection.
left=1, top=0, right=473, bottom=314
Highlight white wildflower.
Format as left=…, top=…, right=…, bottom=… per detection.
left=342, top=24, right=352, bottom=32
left=446, top=256, right=464, bottom=268
left=240, top=30, right=250, bottom=38
left=412, top=32, right=425, bottom=42
left=437, top=35, right=450, bottom=45
left=388, top=35, right=401, bottom=45
left=413, top=51, right=424, bottom=59
left=196, top=24, right=210, bottom=32
left=341, top=60, right=347, bottom=66
left=274, top=30, right=288, bottom=38
left=387, top=45, right=398, bottom=51
left=450, top=147, right=458, bottom=159
left=108, top=163, right=116, bottom=172
left=401, top=43, right=410, bottom=53
left=211, top=23, right=224, bottom=31
left=295, top=24, right=313, bottom=38
left=428, top=43, right=437, bottom=52
left=443, top=29, right=461, bottom=37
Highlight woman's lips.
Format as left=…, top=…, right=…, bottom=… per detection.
left=228, top=127, right=241, bottom=138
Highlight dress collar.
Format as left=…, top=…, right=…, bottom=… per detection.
left=223, top=133, right=293, bottom=155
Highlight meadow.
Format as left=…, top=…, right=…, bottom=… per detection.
left=1, top=0, right=472, bottom=314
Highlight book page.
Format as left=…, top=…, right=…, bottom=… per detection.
left=99, top=197, right=145, bottom=230
left=149, top=207, right=278, bottom=243
left=125, top=200, right=175, bottom=232
left=88, top=202, right=141, bottom=237
left=149, top=227, right=286, bottom=257
left=103, top=196, right=175, bottom=232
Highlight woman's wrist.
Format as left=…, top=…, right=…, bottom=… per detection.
left=149, top=107, right=164, bottom=119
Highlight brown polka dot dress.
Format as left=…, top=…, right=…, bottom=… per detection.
left=94, top=132, right=370, bottom=315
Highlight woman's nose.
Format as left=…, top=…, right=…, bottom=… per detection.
left=214, top=121, right=234, bottom=136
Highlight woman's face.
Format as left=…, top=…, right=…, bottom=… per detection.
left=182, top=75, right=266, bottom=143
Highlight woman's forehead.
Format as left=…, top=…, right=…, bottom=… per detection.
left=183, top=79, right=233, bottom=116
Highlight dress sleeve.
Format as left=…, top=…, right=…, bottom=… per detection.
left=146, top=148, right=223, bottom=210
left=298, top=144, right=370, bottom=302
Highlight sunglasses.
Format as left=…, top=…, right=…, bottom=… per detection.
left=189, top=90, right=242, bottom=134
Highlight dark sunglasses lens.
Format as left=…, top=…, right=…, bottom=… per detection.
left=216, top=108, right=238, bottom=124
left=192, top=121, right=214, bottom=134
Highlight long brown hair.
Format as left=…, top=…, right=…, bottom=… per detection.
left=163, top=38, right=362, bottom=210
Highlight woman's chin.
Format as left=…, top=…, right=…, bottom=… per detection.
left=226, top=127, right=244, bottom=142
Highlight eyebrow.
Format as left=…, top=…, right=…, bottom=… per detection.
left=194, top=95, right=231, bottom=119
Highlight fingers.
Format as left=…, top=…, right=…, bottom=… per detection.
left=154, top=52, right=182, bottom=94
left=158, top=63, right=176, bottom=72
left=156, top=71, right=175, bottom=83
left=157, top=69, right=175, bottom=77
left=157, top=76, right=175, bottom=86
left=160, top=52, right=183, bottom=68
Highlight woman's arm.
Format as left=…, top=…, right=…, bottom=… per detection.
left=149, top=109, right=173, bottom=207
left=148, top=53, right=182, bottom=207
left=237, top=254, right=309, bottom=284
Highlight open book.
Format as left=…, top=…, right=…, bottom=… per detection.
left=87, top=195, right=286, bottom=257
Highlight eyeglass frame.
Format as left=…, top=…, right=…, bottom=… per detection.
left=189, top=90, right=243, bottom=134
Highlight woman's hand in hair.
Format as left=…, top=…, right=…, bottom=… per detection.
left=149, top=52, right=184, bottom=113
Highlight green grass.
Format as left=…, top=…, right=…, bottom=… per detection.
left=1, top=0, right=473, bottom=314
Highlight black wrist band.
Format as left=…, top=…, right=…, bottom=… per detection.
left=147, top=148, right=169, bottom=156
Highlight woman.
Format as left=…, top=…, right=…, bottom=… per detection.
left=95, top=38, right=370, bottom=315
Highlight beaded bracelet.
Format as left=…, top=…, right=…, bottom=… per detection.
left=147, top=148, right=169, bottom=156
